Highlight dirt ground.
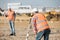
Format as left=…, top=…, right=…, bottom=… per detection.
left=0, top=15, right=60, bottom=40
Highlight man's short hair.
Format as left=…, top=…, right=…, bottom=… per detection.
left=9, top=8, right=12, bottom=11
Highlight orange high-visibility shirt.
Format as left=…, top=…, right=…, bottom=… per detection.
left=32, top=13, right=49, bottom=33
left=7, top=10, right=15, bottom=21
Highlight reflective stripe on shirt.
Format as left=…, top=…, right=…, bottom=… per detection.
left=36, top=20, right=46, bottom=24
left=39, top=24, right=48, bottom=28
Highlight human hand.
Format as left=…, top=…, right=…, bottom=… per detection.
left=34, top=30, right=37, bottom=35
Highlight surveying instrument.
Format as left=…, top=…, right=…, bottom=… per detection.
left=26, top=14, right=33, bottom=40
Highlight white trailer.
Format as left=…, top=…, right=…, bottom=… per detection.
left=8, top=3, right=32, bottom=13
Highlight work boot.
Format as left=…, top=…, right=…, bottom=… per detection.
left=9, top=33, right=16, bottom=36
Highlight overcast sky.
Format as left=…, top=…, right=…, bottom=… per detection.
left=0, top=0, right=60, bottom=9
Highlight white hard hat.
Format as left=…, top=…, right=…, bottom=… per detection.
left=32, top=8, right=38, bottom=13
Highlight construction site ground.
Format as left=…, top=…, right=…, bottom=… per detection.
left=0, top=14, right=60, bottom=40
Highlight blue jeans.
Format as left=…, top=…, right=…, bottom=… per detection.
left=36, top=29, right=50, bottom=40
left=9, top=20, right=15, bottom=34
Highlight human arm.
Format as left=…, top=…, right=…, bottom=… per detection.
left=31, top=17, right=37, bottom=35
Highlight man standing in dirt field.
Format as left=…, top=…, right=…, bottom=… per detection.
left=6, top=8, right=16, bottom=36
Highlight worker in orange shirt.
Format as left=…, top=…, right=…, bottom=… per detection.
left=6, top=8, right=16, bottom=36
left=32, top=10, right=50, bottom=40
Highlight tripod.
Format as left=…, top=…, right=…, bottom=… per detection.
left=26, top=17, right=32, bottom=40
